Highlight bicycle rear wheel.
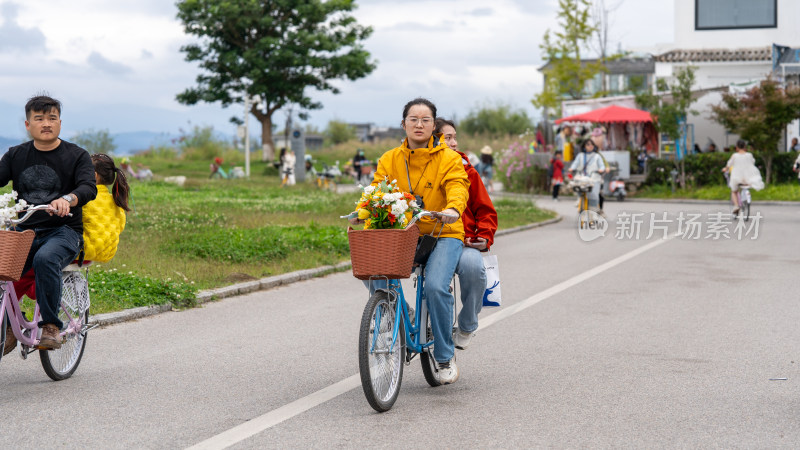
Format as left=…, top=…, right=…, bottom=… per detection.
left=40, top=271, right=89, bottom=381
left=358, top=290, right=404, bottom=412
left=419, top=307, right=442, bottom=387
left=741, top=199, right=750, bottom=222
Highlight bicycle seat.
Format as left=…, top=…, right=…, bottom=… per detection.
left=64, top=261, right=93, bottom=272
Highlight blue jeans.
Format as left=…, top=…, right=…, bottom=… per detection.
left=21, top=226, right=83, bottom=329
left=422, top=237, right=462, bottom=363
left=455, top=247, right=485, bottom=334
left=362, top=237, right=463, bottom=363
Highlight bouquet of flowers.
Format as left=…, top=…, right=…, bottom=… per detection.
left=351, top=178, right=419, bottom=230
left=0, top=191, right=27, bottom=230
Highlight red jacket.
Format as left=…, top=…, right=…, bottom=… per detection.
left=454, top=150, right=498, bottom=251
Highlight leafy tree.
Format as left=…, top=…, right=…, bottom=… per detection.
left=711, top=78, right=800, bottom=184
left=71, top=129, right=117, bottom=155
left=459, top=103, right=533, bottom=135
left=176, top=0, right=376, bottom=162
left=325, top=120, right=356, bottom=145
left=635, top=66, right=697, bottom=188
left=533, top=0, right=602, bottom=118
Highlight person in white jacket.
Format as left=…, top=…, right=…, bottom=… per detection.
left=722, top=140, right=764, bottom=214
left=568, top=139, right=606, bottom=208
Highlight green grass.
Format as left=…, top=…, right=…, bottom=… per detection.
left=4, top=139, right=557, bottom=315
left=93, top=170, right=555, bottom=313
left=636, top=183, right=800, bottom=201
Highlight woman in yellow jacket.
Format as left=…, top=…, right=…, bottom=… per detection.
left=83, top=154, right=130, bottom=263
left=362, top=98, right=469, bottom=385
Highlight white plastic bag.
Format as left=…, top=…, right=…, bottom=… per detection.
left=482, top=254, right=501, bottom=307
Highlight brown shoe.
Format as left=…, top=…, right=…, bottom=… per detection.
left=38, top=324, right=62, bottom=350
left=3, top=325, right=17, bottom=356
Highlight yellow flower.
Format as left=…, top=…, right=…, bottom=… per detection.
left=357, top=208, right=370, bottom=220
left=364, top=218, right=372, bottom=229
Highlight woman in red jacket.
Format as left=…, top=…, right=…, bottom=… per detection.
left=435, top=118, right=498, bottom=350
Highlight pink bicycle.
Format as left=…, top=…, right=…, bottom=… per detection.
left=0, top=205, right=94, bottom=380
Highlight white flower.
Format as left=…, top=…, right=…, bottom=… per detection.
left=363, top=185, right=375, bottom=195
left=410, top=200, right=419, bottom=209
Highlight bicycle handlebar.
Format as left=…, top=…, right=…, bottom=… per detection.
left=4, top=204, right=72, bottom=228
left=341, top=209, right=458, bottom=228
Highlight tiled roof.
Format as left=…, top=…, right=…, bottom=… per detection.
left=655, top=47, right=771, bottom=63
left=538, top=56, right=654, bottom=74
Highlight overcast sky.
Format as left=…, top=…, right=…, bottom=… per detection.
left=0, top=0, right=674, bottom=139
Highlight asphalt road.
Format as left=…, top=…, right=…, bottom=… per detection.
left=1, top=198, right=798, bottom=448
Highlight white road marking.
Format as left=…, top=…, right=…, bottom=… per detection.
left=188, top=234, right=676, bottom=449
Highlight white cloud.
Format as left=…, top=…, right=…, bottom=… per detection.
left=0, top=0, right=675, bottom=138
left=0, top=3, right=46, bottom=54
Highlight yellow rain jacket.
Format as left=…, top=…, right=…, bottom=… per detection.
left=82, top=184, right=126, bottom=263
left=373, top=135, right=469, bottom=240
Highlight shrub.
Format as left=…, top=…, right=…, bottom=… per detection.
left=645, top=151, right=799, bottom=187
left=497, top=141, right=548, bottom=193
left=177, top=125, right=232, bottom=161
left=459, top=103, right=534, bottom=135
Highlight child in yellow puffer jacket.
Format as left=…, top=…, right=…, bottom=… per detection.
left=83, top=154, right=130, bottom=263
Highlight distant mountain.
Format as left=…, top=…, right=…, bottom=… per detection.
left=0, top=131, right=235, bottom=156
left=112, top=131, right=179, bottom=156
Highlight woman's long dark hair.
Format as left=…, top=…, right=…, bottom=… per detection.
left=91, top=154, right=131, bottom=212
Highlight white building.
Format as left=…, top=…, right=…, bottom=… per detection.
left=654, top=0, right=800, bottom=151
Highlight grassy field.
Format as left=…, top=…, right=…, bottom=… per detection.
left=635, top=182, right=800, bottom=202
left=30, top=152, right=552, bottom=314
left=4, top=131, right=556, bottom=315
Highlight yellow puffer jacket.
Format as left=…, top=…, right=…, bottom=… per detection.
left=373, top=135, right=469, bottom=240
left=82, top=185, right=126, bottom=263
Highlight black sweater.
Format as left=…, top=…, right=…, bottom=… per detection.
left=0, top=140, right=97, bottom=233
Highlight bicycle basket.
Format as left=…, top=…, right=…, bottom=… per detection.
left=348, top=223, right=419, bottom=280
left=0, top=229, right=34, bottom=281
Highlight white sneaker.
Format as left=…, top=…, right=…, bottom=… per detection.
left=453, top=327, right=474, bottom=350
left=436, top=360, right=459, bottom=385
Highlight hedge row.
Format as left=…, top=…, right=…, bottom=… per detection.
left=645, top=151, right=799, bottom=187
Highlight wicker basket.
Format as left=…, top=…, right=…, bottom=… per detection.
left=348, top=223, right=419, bottom=280
left=0, top=229, right=34, bottom=282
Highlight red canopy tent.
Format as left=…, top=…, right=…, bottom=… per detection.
left=555, top=105, right=652, bottom=124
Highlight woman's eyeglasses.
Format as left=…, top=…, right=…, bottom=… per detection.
left=405, top=117, right=434, bottom=126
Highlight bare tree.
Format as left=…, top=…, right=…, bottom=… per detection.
left=589, top=0, right=624, bottom=94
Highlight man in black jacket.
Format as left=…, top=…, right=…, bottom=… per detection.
left=0, top=95, right=96, bottom=352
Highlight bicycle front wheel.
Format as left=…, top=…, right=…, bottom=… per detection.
left=40, top=271, right=89, bottom=381
left=358, top=290, right=404, bottom=412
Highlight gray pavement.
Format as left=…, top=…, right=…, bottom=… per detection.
left=1, top=198, right=799, bottom=448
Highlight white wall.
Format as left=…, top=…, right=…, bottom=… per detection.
left=686, top=91, right=740, bottom=151
left=657, top=61, right=773, bottom=90
left=675, top=0, right=800, bottom=48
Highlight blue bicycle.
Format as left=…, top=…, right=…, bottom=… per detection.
left=353, top=210, right=455, bottom=412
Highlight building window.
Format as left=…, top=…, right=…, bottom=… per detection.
left=696, top=0, right=777, bottom=30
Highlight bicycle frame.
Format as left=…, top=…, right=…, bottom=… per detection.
left=368, top=266, right=434, bottom=360
left=1, top=268, right=92, bottom=352
left=1, top=281, right=46, bottom=348
left=737, top=186, right=751, bottom=205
